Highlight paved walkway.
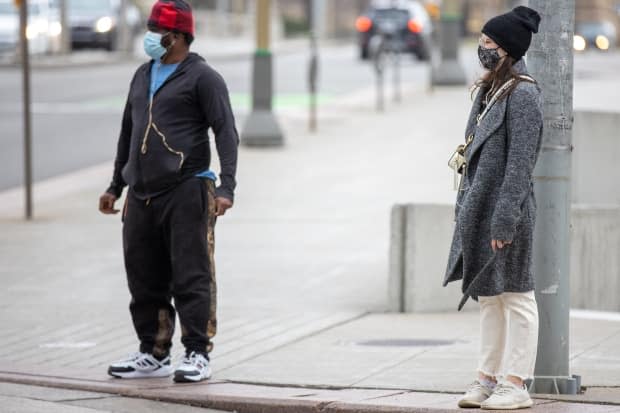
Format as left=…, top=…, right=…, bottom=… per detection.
left=2, top=52, right=620, bottom=411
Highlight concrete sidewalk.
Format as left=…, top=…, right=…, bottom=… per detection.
left=2, top=69, right=620, bottom=412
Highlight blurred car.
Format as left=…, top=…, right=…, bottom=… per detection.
left=68, top=0, right=142, bottom=51
left=0, top=0, right=62, bottom=56
left=355, top=0, right=433, bottom=61
left=573, top=20, right=617, bottom=51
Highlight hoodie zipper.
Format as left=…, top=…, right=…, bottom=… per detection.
left=140, top=61, right=186, bottom=170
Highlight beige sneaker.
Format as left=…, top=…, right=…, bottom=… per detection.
left=481, top=380, right=533, bottom=410
left=458, top=380, right=494, bottom=408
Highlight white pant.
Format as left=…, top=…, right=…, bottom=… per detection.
left=478, top=291, right=539, bottom=380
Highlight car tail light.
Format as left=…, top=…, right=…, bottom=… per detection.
left=408, top=19, right=423, bottom=33
left=356, top=16, right=373, bottom=33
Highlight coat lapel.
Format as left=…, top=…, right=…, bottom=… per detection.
left=464, top=89, right=484, bottom=140
left=466, top=97, right=507, bottom=162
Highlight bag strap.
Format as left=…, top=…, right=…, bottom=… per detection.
left=518, top=74, right=536, bottom=83
left=477, top=79, right=516, bottom=124
left=476, top=75, right=536, bottom=125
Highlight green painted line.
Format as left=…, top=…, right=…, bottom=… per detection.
left=255, top=48, right=271, bottom=57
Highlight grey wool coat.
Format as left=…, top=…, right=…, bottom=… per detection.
left=444, top=60, right=543, bottom=310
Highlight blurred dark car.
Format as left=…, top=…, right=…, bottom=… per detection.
left=573, top=20, right=617, bottom=51
left=355, top=0, right=433, bottom=61
left=68, top=0, right=142, bottom=51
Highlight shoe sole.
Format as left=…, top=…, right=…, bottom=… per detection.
left=173, top=369, right=213, bottom=383
left=481, top=399, right=534, bottom=410
left=458, top=399, right=483, bottom=408
left=108, top=366, right=173, bottom=379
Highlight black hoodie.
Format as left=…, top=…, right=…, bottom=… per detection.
left=106, top=53, right=238, bottom=201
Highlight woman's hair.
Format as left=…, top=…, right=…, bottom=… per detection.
left=471, top=55, right=522, bottom=101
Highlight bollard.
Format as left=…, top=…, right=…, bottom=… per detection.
left=370, top=34, right=386, bottom=112
left=308, top=32, right=319, bottom=133
left=392, top=48, right=401, bottom=103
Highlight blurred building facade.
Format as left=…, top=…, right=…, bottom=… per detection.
left=133, top=0, right=620, bottom=41
left=576, top=0, right=620, bottom=30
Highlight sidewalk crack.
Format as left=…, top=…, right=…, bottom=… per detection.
left=57, top=395, right=119, bottom=403
left=362, top=390, right=410, bottom=401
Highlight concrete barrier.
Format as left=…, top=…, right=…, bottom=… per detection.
left=570, top=206, right=620, bottom=312
left=388, top=204, right=475, bottom=313
left=389, top=204, right=620, bottom=313
left=572, top=111, right=620, bottom=205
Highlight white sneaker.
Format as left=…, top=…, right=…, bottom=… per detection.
left=108, top=352, right=172, bottom=379
left=481, top=380, right=534, bottom=410
left=458, top=380, right=494, bottom=408
left=174, top=351, right=212, bottom=383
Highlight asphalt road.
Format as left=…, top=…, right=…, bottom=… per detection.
left=0, top=44, right=427, bottom=191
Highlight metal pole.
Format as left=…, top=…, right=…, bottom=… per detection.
left=308, top=32, right=318, bottom=133
left=392, top=50, right=401, bottom=103
left=240, top=0, right=284, bottom=146
left=376, top=63, right=384, bottom=112
left=371, top=35, right=385, bottom=112
left=256, top=0, right=269, bottom=51
left=431, top=0, right=466, bottom=86
left=117, top=0, right=131, bottom=54
left=528, top=0, right=580, bottom=395
left=58, top=0, right=70, bottom=54
left=19, top=0, right=33, bottom=220
left=308, top=0, right=322, bottom=133
left=311, top=0, right=325, bottom=40
left=216, top=0, right=229, bottom=36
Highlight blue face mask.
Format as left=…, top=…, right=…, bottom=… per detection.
left=143, top=31, right=167, bottom=60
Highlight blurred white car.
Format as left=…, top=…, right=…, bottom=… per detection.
left=0, top=0, right=62, bottom=56
left=69, top=0, right=143, bottom=51
left=573, top=20, right=617, bottom=52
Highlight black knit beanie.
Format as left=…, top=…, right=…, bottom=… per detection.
left=482, top=6, right=541, bottom=60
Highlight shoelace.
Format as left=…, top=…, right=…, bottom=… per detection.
left=183, top=351, right=198, bottom=364
left=493, top=383, right=518, bottom=395
left=469, top=381, right=483, bottom=390
left=121, top=352, right=143, bottom=362
left=183, top=351, right=208, bottom=369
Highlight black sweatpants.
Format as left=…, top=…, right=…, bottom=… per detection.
left=122, top=178, right=217, bottom=359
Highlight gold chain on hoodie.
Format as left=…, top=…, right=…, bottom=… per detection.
left=140, top=65, right=185, bottom=170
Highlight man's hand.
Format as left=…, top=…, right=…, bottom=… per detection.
left=491, top=239, right=512, bottom=252
left=214, top=197, right=233, bottom=217
left=99, top=192, right=119, bottom=215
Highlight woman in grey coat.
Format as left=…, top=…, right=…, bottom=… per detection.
left=443, top=6, right=543, bottom=410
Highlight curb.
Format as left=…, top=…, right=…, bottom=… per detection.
left=0, top=371, right=465, bottom=413
left=1, top=370, right=616, bottom=413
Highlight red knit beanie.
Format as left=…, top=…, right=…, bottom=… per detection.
left=148, top=0, right=194, bottom=37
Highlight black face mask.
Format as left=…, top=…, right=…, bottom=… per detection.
left=478, top=45, right=501, bottom=70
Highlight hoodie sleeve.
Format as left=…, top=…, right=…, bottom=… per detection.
left=197, top=68, right=239, bottom=202
left=490, top=83, right=543, bottom=241
left=106, top=92, right=133, bottom=198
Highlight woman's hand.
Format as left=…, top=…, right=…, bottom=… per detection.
left=491, top=239, right=512, bottom=252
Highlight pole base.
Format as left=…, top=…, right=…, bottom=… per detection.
left=526, top=375, right=582, bottom=395
left=431, top=59, right=467, bottom=86
left=241, top=109, right=285, bottom=147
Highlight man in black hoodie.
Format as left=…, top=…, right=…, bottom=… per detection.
left=98, top=0, right=238, bottom=383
